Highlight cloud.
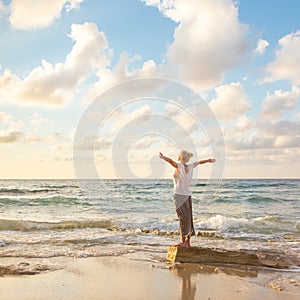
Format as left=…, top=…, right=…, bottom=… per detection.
left=0, top=111, right=14, bottom=124
left=260, top=87, right=299, bottom=120
left=145, top=0, right=252, bottom=89
left=164, top=101, right=181, bottom=117
left=0, top=130, right=23, bottom=143
left=259, top=119, right=300, bottom=137
left=29, top=113, right=49, bottom=127
left=130, top=135, right=158, bottom=150
left=0, top=111, right=24, bottom=131
left=105, top=104, right=155, bottom=139
left=23, top=133, right=42, bottom=143
left=222, top=110, right=300, bottom=155
left=163, top=100, right=205, bottom=138
left=235, top=115, right=255, bottom=133
left=231, top=130, right=274, bottom=150
left=254, top=38, right=269, bottom=55
left=0, top=111, right=54, bottom=145
left=274, top=135, right=300, bottom=148
left=225, top=117, right=300, bottom=152
left=83, top=53, right=163, bottom=104
left=209, top=82, right=251, bottom=121
left=0, top=22, right=111, bottom=107
left=142, top=0, right=181, bottom=22
left=0, top=111, right=62, bottom=146
left=9, top=0, right=85, bottom=30
left=292, top=112, right=300, bottom=121
left=75, top=104, right=156, bottom=153
left=264, top=31, right=300, bottom=85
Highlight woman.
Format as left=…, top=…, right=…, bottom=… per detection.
left=159, top=150, right=216, bottom=247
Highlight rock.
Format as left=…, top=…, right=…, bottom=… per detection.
left=166, top=246, right=295, bottom=268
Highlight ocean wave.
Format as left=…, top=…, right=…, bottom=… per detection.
left=0, top=218, right=116, bottom=231
left=0, top=196, right=83, bottom=206
left=40, top=184, right=79, bottom=189
left=0, top=185, right=79, bottom=196
left=234, top=180, right=294, bottom=189
left=0, top=187, right=62, bottom=195
left=246, top=195, right=282, bottom=203
left=0, top=188, right=26, bottom=195
left=194, top=183, right=207, bottom=187
left=0, top=218, right=218, bottom=239
left=214, top=195, right=282, bottom=204
left=197, top=214, right=276, bottom=232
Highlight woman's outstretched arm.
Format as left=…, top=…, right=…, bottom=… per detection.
left=193, top=158, right=216, bottom=168
left=159, top=152, right=178, bottom=168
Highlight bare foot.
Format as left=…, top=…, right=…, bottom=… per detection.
left=174, top=242, right=185, bottom=247
left=175, top=241, right=191, bottom=247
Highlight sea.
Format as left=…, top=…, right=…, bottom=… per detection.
left=0, top=178, right=300, bottom=272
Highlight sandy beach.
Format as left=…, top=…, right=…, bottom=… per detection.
left=1, top=254, right=299, bottom=300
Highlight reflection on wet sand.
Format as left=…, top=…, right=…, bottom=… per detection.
left=171, top=263, right=258, bottom=300
left=176, top=269, right=196, bottom=300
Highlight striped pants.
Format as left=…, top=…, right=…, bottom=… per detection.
left=174, top=194, right=195, bottom=238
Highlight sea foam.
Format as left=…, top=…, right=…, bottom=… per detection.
left=197, top=214, right=275, bottom=232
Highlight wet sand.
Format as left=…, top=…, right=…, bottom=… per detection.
left=0, top=255, right=300, bottom=300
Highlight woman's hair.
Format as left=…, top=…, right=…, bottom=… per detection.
left=179, top=150, right=193, bottom=163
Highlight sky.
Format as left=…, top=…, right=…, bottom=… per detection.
left=0, top=0, right=300, bottom=179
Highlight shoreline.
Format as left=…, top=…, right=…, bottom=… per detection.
left=1, top=255, right=299, bottom=300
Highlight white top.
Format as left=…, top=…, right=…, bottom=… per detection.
left=173, top=162, right=194, bottom=196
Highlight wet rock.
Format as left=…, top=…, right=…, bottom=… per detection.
left=167, top=246, right=297, bottom=268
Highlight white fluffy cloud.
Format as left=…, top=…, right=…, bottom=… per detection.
left=0, top=22, right=111, bottom=107
left=83, top=53, right=163, bottom=104
left=0, top=111, right=24, bottom=144
left=254, top=38, right=269, bottom=55
left=261, top=87, right=299, bottom=120
left=264, top=31, right=300, bottom=85
left=235, top=115, right=254, bottom=133
left=209, top=82, right=251, bottom=121
left=144, top=0, right=252, bottom=89
left=106, top=105, right=155, bottom=139
left=0, top=111, right=24, bottom=131
left=224, top=116, right=300, bottom=153
left=0, top=111, right=55, bottom=144
left=130, top=135, right=158, bottom=150
left=9, top=0, right=85, bottom=29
